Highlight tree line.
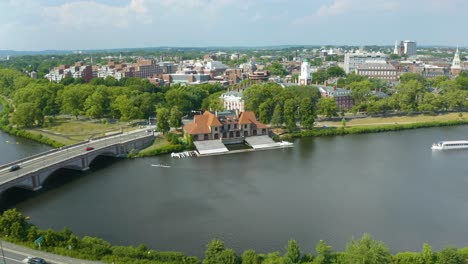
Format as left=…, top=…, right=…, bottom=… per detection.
left=0, top=68, right=225, bottom=129
left=1, top=209, right=468, bottom=264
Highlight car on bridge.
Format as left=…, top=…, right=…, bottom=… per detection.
left=22, top=257, right=47, bottom=264
left=85, top=147, right=94, bottom=151
left=9, top=164, right=20, bottom=172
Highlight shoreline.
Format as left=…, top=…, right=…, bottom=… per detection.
left=278, top=119, right=468, bottom=140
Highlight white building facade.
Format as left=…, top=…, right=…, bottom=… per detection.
left=219, top=91, right=245, bottom=112
left=298, top=59, right=312, bottom=85
left=404, top=40, right=417, bottom=57
left=344, top=52, right=389, bottom=74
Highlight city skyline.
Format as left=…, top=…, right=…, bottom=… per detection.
left=0, top=0, right=467, bottom=51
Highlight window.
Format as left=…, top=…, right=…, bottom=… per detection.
left=234, top=124, right=237, bottom=129
left=228, top=124, right=231, bottom=129
left=215, top=127, right=218, bottom=131
left=244, top=124, right=247, bottom=129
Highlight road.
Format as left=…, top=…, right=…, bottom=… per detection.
left=0, top=240, right=102, bottom=264
left=0, top=129, right=154, bottom=186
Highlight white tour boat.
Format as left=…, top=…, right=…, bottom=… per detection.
left=431, top=140, right=468, bottom=150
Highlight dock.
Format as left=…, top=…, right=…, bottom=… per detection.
left=171, top=136, right=293, bottom=158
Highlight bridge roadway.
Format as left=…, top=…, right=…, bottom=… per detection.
left=0, top=129, right=155, bottom=193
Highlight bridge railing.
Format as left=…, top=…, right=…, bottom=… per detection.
left=0, top=130, right=147, bottom=170
left=0, top=140, right=91, bottom=170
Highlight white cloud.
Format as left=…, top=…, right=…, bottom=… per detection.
left=42, top=0, right=152, bottom=30
left=315, top=0, right=400, bottom=17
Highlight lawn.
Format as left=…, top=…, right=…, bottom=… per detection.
left=320, top=112, right=467, bottom=127
left=26, top=118, right=140, bottom=145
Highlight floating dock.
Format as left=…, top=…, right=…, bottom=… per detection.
left=185, top=136, right=293, bottom=157
left=245, top=135, right=282, bottom=149
left=193, top=140, right=229, bottom=155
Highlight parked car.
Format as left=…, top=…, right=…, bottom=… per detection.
left=9, top=164, right=20, bottom=172
left=85, top=147, right=94, bottom=151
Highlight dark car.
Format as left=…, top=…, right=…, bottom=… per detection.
left=23, top=257, right=47, bottom=264
left=85, top=147, right=94, bottom=151
left=29, top=258, right=47, bottom=264
left=9, top=164, right=20, bottom=172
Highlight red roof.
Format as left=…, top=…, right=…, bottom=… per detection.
left=238, top=111, right=268, bottom=129
left=183, top=111, right=222, bottom=135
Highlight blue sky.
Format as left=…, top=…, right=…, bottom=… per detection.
left=0, top=0, right=466, bottom=51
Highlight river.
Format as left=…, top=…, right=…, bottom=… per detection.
left=2, top=126, right=468, bottom=256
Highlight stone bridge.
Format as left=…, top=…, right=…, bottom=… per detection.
left=0, top=129, right=155, bottom=194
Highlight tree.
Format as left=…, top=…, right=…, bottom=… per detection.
left=314, top=240, right=332, bottom=264
left=266, top=62, right=288, bottom=77
left=299, top=97, right=315, bottom=129
left=344, top=233, right=392, bottom=264
left=259, top=100, right=273, bottom=124
left=316, top=97, right=338, bottom=118
left=242, top=249, right=260, bottom=264
left=84, top=89, right=108, bottom=118
left=326, top=66, right=346, bottom=78
left=169, top=106, right=183, bottom=128
left=349, top=80, right=373, bottom=105
left=437, top=247, right=463, bottom=264
left=285, top=240, right=301, bottom=264
left=271, top=104, right=283, bottom=128
left=283, top=99, right=297, bottom=132
left=12, top=102, right=43, bottom=128
left=420, top=243, right=434, bottom=264
left=156, top=108, right=170, bottom=134
left=204, top=240, right=238, bottom=264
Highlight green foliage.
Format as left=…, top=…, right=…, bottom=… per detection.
left=203, top=239, right=238, bottom=264
left=314, top=240, right=332, bottom=264
left=12, top=102, right=43, bottom=128
left=392, top=252, right=421, bottom=264
left=169, top=106, right=183, bottom=128
left=242, top=249, right=260, bottom=264
left=266, top=62, right=288, bottom=77
left=285, top=240, right=301, bottom=263
left=317, top=97, right=338, bottom=118
left=156, top=108, right=170, bottom=133
left=436, top=247, right=463, bottom=264
left=271, top=104, right=283, bottom=128
left=299, top=97, right=315, bottom=129
left=344, top=233, right=392, bottom=264
left=284, top=99, right=297, bottom=132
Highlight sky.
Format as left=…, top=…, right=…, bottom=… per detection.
left=0, top=0, right=466, bottom=51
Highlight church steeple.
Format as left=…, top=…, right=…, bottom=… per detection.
left=451, top=45, right=462, bottom=76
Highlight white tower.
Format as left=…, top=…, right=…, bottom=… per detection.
left=298, top=59, right=312, bottom=86
left=393, top=40, right=398, bottom=55
left=451, top=45, right=462, bottom=76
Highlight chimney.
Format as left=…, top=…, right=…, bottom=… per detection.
left=333, top=86, right=337, bottom=91
left=215, top=111, right=218, bottom=117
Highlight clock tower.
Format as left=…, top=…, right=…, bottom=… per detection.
left=298, top=59, right=312, bottom=86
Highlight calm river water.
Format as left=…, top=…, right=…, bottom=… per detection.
left=2, top=126, right=468, bottom=256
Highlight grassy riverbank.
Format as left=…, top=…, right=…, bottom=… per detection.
left=278, top=113, right=468, bottom=140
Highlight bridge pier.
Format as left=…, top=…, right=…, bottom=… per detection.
left=81, top=157, right=90, bottom=171
left=30, top=175, right=42, bottom=191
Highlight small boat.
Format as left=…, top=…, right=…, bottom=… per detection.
left=151, top=164, right=171, bottom=168
left=431, top=140, right=468, bottom=150
left=279, top=141, right=294, bottom=146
